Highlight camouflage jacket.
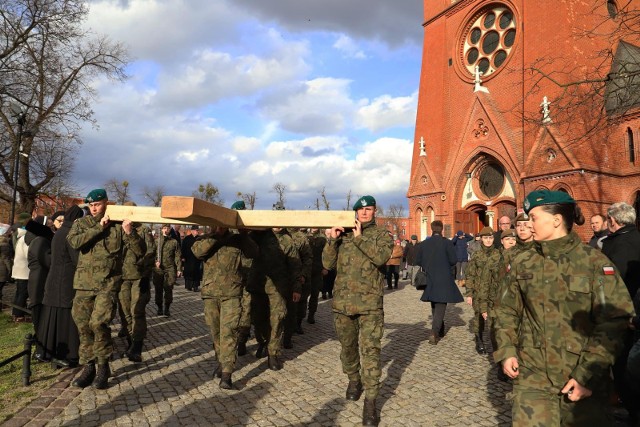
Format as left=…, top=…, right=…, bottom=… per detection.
left=155, top=234, right=182, bottom=272
left=465, top=244, right=501, bottom=313
left=122, top=224, right=156, bottom=280
left=307, top=232, right=327, bottom=276
left=493, top=231, right=635, bottom=391
left=246, top=229, right=302, bottom=295
left=67, top=213, right=145, bottom=292
left=291, top=229, right=313, bottom=282
left=322, top=220, right=393, bottom=315
left=191, top=230, right=258, bottom=299
left=492, top=240, right=534, bottom=311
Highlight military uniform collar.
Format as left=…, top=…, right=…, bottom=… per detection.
left=534, top=231, right=581, bottom=257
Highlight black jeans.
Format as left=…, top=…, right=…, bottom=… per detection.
left=430, top=302, right=447, bottom=335
left=386, top=265, right=399, bottom=288
left=12, top=279, right=28, bottom=317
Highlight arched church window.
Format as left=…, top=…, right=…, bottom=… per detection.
left=461, top=5, right=517, bottom=78
left=628, top=127, right=635, bottom=163
left=477, top=163, right=505, bottom=198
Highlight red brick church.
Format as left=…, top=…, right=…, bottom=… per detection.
left=407, top=0, right=640, bottom=241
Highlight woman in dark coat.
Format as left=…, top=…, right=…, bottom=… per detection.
left=181, top=226, right=202, bottom=291
left=37, top=206, right=84, bottom=366
left=415, top=220, right=464, bottom=345
left=25, top=217, right=54, bottom=358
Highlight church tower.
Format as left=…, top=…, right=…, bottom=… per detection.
left=407, top=0, right=640, bottom=240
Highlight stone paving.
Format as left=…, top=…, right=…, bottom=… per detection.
left=7, top=279, right=517, bottom=427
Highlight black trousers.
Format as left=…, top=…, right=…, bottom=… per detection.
left=12, top=279, right=28, bottom=317
left=430, top=302, right=447, bottom=335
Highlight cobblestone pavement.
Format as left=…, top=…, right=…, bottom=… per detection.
left=8, top=279, right=515, bottom=426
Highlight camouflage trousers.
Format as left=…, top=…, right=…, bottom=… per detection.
left=119, top=277, right=151, bottom=341
left=251, top=290, right=287, bottom=356
left=72, top=289, right=118, bottom=365
left=510, top=385, right=610, bottom=426
left=153, top=268, right=176, bottom=307
left=471, top=297, right=487, bottom=334
left=203, top=297, right=242, bottom=373
left=307, top=273, right=322, bottom=316
left=238, top=288, right=252, bottom=338
left=333, top=310, right=384, bottom=399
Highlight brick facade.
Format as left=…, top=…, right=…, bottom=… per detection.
left=407, top=0, right=640, bottom=241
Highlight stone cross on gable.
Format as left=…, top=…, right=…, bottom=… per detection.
left=419, top=136, right=426, bottom=157
left=540, top=96, right=552, bottom=124
left=474, top=65, right=489, bottom=93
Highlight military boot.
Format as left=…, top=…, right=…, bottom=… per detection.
left=307, top=312, right=316, bottom=324
left=268, top=355, right=283, bottom=371
left=157, top=305, right=163, bottom=316
left=362, top=398, right=378, bottom=426
left=72, top=362, right=96, bottom=388
left=117, top=326, right=128, bottom=338
left=164, top=304, right=171, bottom=317
left=219, top=373, right=232, bottom=390
left=346, top=380, right=363, bottom=401
left=237, top=333, right=249, bottom=356
left=475, top=333, right=486, bottom=354
left=255, top=342, right=267, bottom=359
left=93, top=363, right=110, bottom=390
left=127, top=341, right=143, bottom=363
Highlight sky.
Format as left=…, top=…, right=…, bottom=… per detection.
left=75, top=0, right=424, bottom=211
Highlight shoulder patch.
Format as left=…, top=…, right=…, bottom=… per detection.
left=602, top=266, right=615, bottom=275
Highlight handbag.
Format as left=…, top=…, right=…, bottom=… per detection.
left=415, top=269, right=427, bottom=290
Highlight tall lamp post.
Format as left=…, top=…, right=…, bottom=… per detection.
left=9, top=104, right=26, bottom=226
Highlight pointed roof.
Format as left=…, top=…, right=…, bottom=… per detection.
left=605, top=40, right=640, bottom=116
left=407, top=156, right=443, bottom=197
left=524, top=126, right=579, bottom=177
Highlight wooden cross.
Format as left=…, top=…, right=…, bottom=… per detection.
left=106, top=196, right=355, bottom=228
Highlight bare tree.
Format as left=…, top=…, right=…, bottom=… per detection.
left=105, top=179, right=130, bottom=204
left=0, top=0, right=129, bottom=218
left=319, top=187, right=330, bottom=210
left=271, top=182, right=286, bottom=208
left=344, top=189, right=352, bottom=211
left=193, top=182, right=223, bottom=205
left=142, top=185, right=166, bottom=207
left=236, top=191, right=257, bottom=210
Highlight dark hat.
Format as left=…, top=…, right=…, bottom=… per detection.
left=500, top=229, right=517, bottom=239
left=272, top=202, right=285, bottom=211
left=26, top=219, right=54, bottom=240
left=456, top=230, right=464, bottom=237
left=523, top=190, right=575, bottom=214
left=515, top=212, right=530, bottom=222
left=410, top=234, right=417, bottom=240
left=52, top=210, right=65, bottom=220
left=230, top=200, right=246, bottom=210
left=353, top=195, right=376, bottom=210
left=84, top=188, right=108, bottom=203
left=64, top=205, right=85, bottom=223
left=479, top=226, right=494, bottom=236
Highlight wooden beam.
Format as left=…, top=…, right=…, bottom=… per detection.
left=161, top=196, right=355, bottom=228
left=105, top=205, right=197, bottom=225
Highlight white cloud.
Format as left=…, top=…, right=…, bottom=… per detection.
left=333, top=35, right=367, bottom=59
left=356, top=92, right=418, bottom=132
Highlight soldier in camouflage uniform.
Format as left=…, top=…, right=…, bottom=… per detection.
left=494, top=190, right=635, bottom=426
left=67, top=189, right=145, bottom=389
left=291, top=228, right=312, bottom=334
left=465, top=226, right=501, bottom=355
left=247, top=227, right=302, bottom=371
left=119, top=201, right=156, bottom=363
left=323, top=195, right=393, bottom=427
left=306, top=228, right=327, bottom=324
left=153, top=224, right=182, bottom=317
left=191, top=225, right=258, bottom=389
left=229, top=201, right=253, bottom=357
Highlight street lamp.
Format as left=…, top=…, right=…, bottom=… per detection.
left=9, top=103, right=27, bottom=226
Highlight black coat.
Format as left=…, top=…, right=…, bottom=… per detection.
left=181, top=234, right=202, bottom=280
left=602, top=224, right=640, bottom=300
left=415, top=234, right=464, bottom=303
left=25, top=228, right=52, bottom=308
left=42, top=221, right=79, bottom=308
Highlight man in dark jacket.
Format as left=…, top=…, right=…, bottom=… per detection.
left=415, top=221, right=464, bottom=345
left=588, top=213, right=609, bottom=250
left=403, top=235, right=419, bottom=287
left=452, top=230, right=474, bottom=286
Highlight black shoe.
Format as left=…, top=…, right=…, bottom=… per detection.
left=346, top=380, right=363, bottom=401
left=307, top=313, right=316, bottom=324
left=164, top=305, right=171, bottom=317
left=117, top=327, right=128, bottom=338
left=213, top=364, right=222, bottom=378
left=219, top=373, right=232, bottom=389
left=268, top=355, right=283, bottom=371
left=157, top=306, right=163, bottom=316
left=72, top=363, right=96, bottom=388
left=127, top=341, right=143, bottom=363
left=362, top=398, right=378, bottom=426
left=475, top=334, right=486, bottom=354
left=295, top=323, right=304, bottom=335
left=237, top=340, right=247, bottom=356
left=93, top=363, right=110, bottom=390
left=283, top=337, right=293, bottom=349
left=328, top=291, right=333, bottom=298
left=255, top=343, right=267, bottom=359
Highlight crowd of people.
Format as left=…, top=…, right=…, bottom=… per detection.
left=0, top=188, right=638, bottom=426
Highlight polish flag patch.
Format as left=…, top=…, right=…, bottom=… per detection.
left=603, top=266, right=615, bottom=275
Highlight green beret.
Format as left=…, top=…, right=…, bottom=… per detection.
left=230, top=200, right=246, bottom=210
left=410, top=235, right=417, bottom=240
left=353, top=195, right=376, bottom=210
left=501, top=229, right=517, bottom=239
left=523, top=190, right=575, bottom=214
left=479, top=226, right=494, bottom=236
left=84, top=188, right=107, bottom=203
